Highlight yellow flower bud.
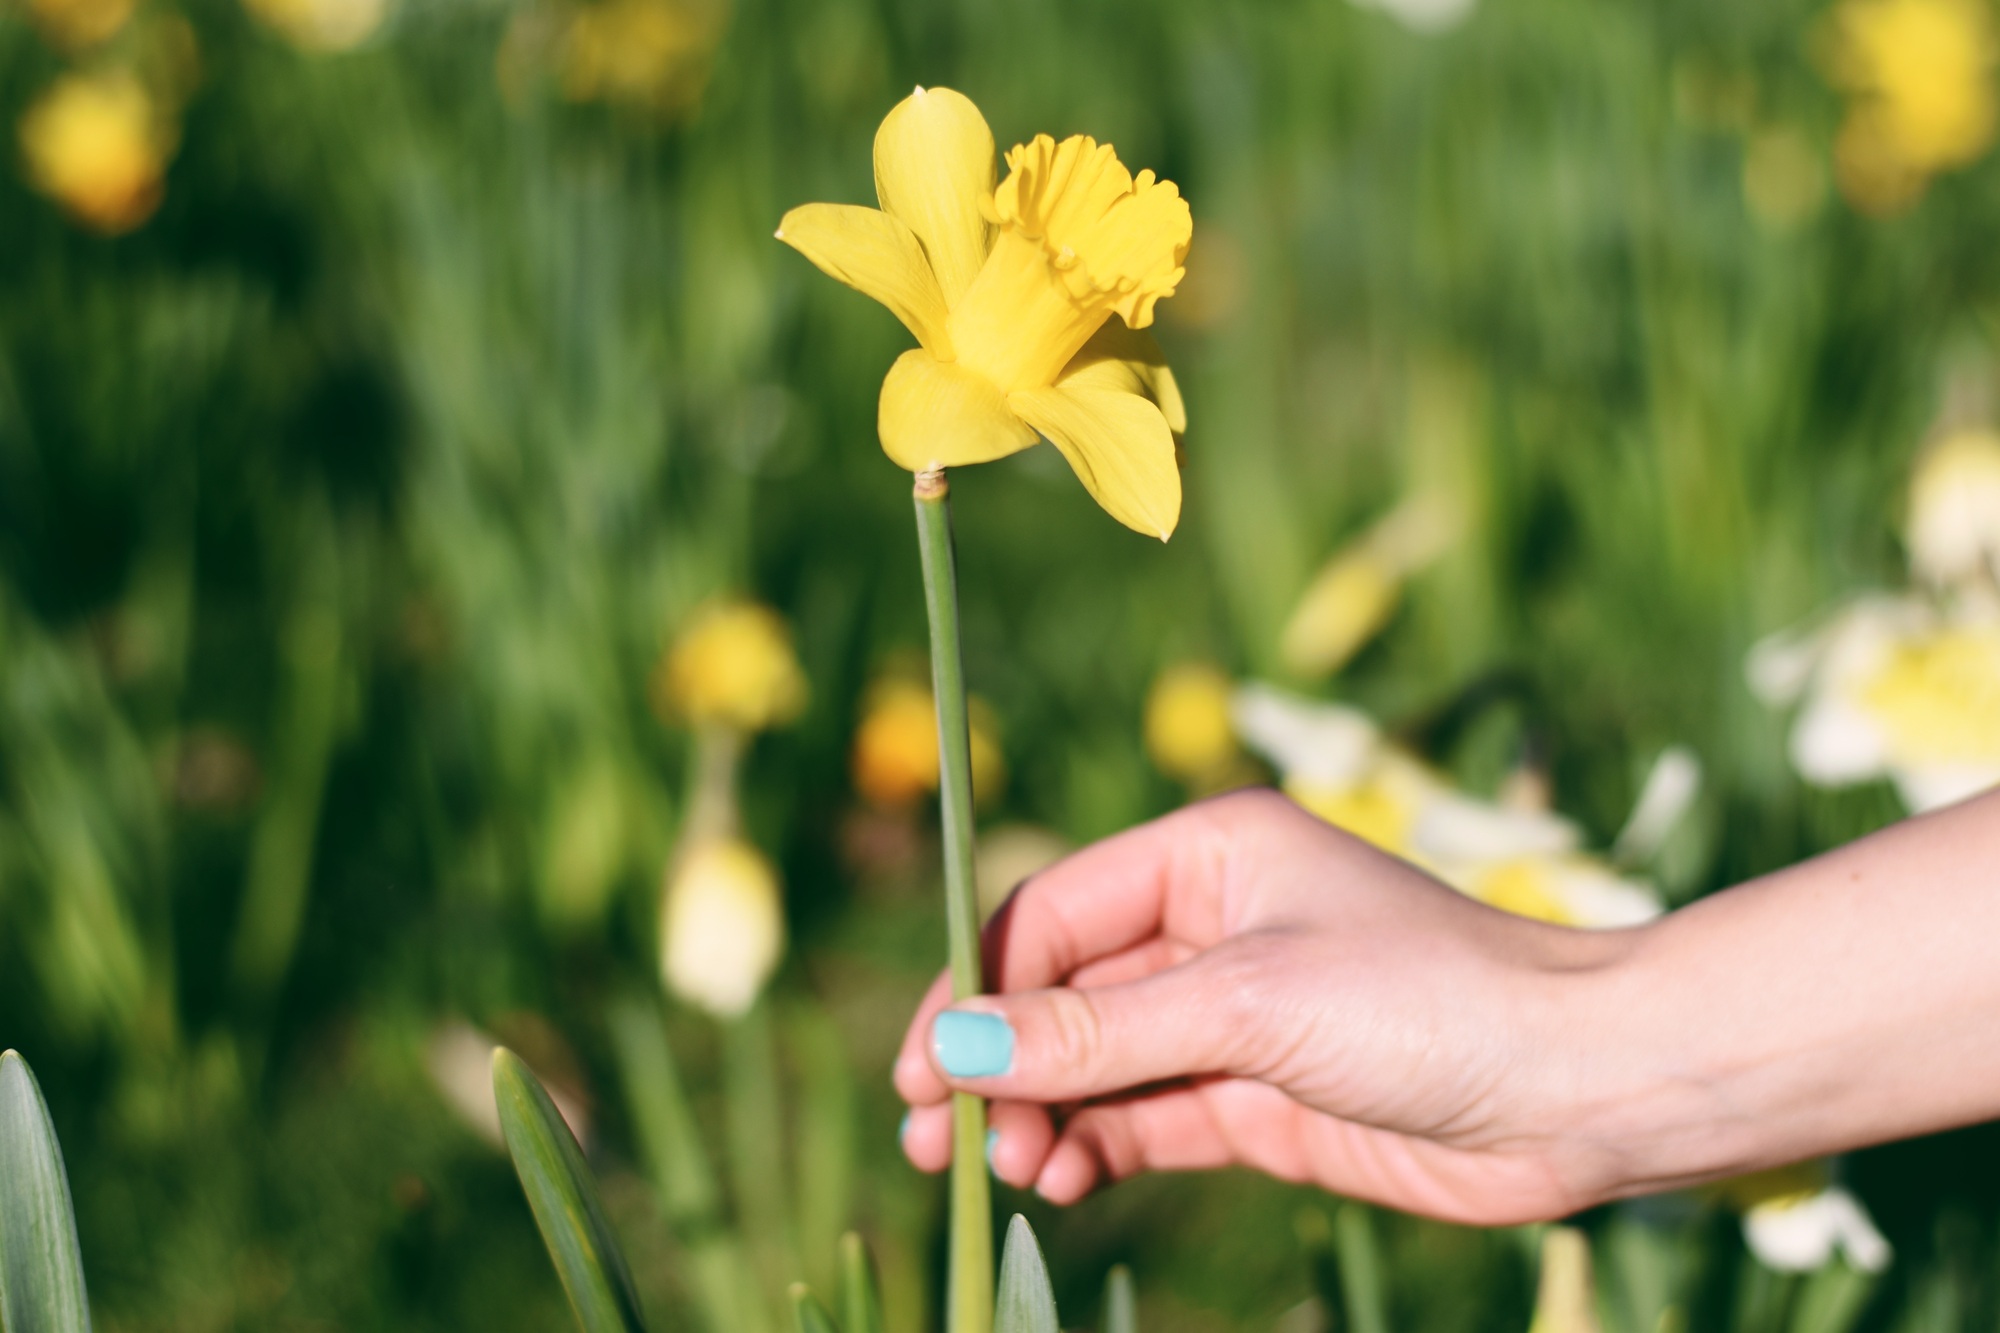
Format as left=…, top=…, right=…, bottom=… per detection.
left=655, top=600, right=808, bottom=733
left=851, top=677, right=1005, bottom=810
left=1143, top=663, right=1237, bottom=784
left=1280, top=494, right=1458, bottom=679
left=660, top=837, right=784, bottom=1018
left=18, top=72, right=174, bottom=235
left=1528, top=1228, right=1601, bottom=1333
left=241, top=0, right=387, bottom=50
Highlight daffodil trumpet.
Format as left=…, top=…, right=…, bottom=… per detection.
left=777, top=86, right=1191, bottom=539
left=912, top=467, right=992, bottom=1333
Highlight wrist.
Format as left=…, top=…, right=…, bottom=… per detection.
left=1530, top=914, right=1766, bottom=1207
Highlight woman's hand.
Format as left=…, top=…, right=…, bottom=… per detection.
left=895, top=785, right=2000, bottom=1224
left=893, top=788, right=1640, bottom=1225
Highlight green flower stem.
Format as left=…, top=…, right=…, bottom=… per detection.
left=912, top=468, right=993, bottom=1333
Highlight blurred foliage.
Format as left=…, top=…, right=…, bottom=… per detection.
left=5, top=0, right=2000, bottom=1327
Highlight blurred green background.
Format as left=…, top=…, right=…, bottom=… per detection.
left=4, top=0, right=2000, bottom=1326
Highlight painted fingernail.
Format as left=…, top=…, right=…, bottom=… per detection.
left=932, top=1010, right=1015, bottom=1078
left=899, top=1111, right=912, bottom=1147
left=986, top=1127, right=1001, bottom=1173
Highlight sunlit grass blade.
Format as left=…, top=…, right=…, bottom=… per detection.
left=1786, top=1261, right=1874, bottom=1333
left=993, top=1215, right=1057, bottom=1333
left=1333, top=1205, right=1388, bottom=1333
left=607, top=992, right=721, bottom=1224
left=789, top=1283, right=839, bottom=1333
left=492, top=1047, right=649, bottom=1333
left=839, top=1232, right=886, bottom=1333
left=1102, top=1264, right=1136, bottom=1333
left=0, top=1051, right=92, bottom=1333
left=1530, top=1227, right=1602, bottom=1333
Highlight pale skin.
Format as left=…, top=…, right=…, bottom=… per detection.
left=894, top=786, right=2000, bottom=1225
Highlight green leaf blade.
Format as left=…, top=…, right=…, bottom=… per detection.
left=789, top=1282, right=839, bottom=1333
left=839, top=1232, right=886, bottom=1333
left=994, top=1215, right=1058, bottom=1333
left=493, top=1046, right=648, bottom=1333
left=0, top=1050, right=93, bottom=1333
left=1102, top=1264, right=1136, bottom=1333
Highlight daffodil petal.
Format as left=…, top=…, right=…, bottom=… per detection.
left=777, top=203, right=953, bottom=357
left=1059, top=321, right=1187, bottom=435
left=1008, top=382, right=1181, bottom=539
left=878, top=349, right=1038, bottom=472
left=874, top=86, right=995, bottom=306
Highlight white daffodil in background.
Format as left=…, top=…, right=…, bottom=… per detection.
left=1907, top=428, right=2000, bottom=588
left=1231, top=683, right=1664, bottom=928
left=1750, top=594, right=2000, bottom=812
left=660, top=837, right=785, bottom=1019
left=1715, top=1162, right=1892, bottom=1274
left=1750, top=436, right=2000, bottom=811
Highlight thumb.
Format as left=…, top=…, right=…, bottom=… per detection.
left=925, top=951, right=1266, bottom=1103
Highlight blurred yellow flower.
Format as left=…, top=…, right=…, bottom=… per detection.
left=660, top=837, right=784, bottom=1019
left=1742, top=125, right=1828, bottom=230
left=851, top=677, right=1004, bottom=810
left=558, top=0, right=722, bottom=115
left=241, top=0, right=386, bottom=51
left=1234, top=683, right=1665, bottom=928
left=24, top=0, right=134, bottom=50
left=1825, top=0, right=1999, bottom=213
left=1143, top=662, right=1237, bottom=784
left=1715, top=1163, right=1892, bottom=1272
left=1527, top=1227, right=1599, bottom=1333
left=1280, top=493, right=1458, bottom=678
left=655, top=600, right=808, bottom=733
left=778, top=87, right=1191, bottom=538
left=1907, top=428, right=2000, bottom=586
left=18, top=71, right=174, bottom=234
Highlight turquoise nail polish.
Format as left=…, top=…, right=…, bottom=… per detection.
left=899, top=1111, right=912, bottom=1146
left=986, top=1127, right=1001, bottom=1172
left=932, top=1010, right=1014, bottom=1078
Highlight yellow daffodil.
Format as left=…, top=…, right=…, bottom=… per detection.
left=18, top=71, right=174, bottom=234
left=241, top=0, right=387, bottom=51
left=1143, top=662, right=1238, bottom=784
left=655, top=600, right=808, bottom=733
left=660, top=837, right=784, bottom=1018
left=1824, top=0, right=1998, bottom=213
left=851, top=676, right=1005, bottom=810
left=1750, top=594, right=2000, bottom=811
left=1908, top=428, right=2000, bottom=587
left=777, top=87, right=1191, bottom=538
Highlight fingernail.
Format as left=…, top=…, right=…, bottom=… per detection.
left=986, top=1127, right=1001, bottom=1172
left=932, top=1010, right=1015, bottom=1078
left=898, top=1111, right=912, bottom=1146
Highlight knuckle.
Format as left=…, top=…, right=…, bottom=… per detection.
left=1042, top=988, right=1107, bottom=1080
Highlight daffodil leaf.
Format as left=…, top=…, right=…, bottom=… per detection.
left=1102, top=1264, right=1136, bottom=1333
left=493, top=1047, right=649, bottom=1333
left=994, top=1214, right=1058, bottom=1333
left=0, top=1050, right=93, bottom=1333
left=840, top=1232, right=886, bottom=1333
left=789, top=1282, right=839, bottom=1333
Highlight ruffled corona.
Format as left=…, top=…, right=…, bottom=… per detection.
left=776, top=88, right=1190, bottom=538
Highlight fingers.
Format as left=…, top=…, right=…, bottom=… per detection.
left=924, top=942, right=1273, bottom=1104
left=896, top=791, right=1291, bottom=1108
left=982, top=793, right=1267, bottom=994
